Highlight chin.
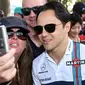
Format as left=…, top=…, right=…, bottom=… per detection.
left=14, top=53, right=18, bottom=57
left=44, top=47, right=52, bottom=51
left=28, top=24, right=35, bottom=28
left=14, top=52, right=21, bottom=57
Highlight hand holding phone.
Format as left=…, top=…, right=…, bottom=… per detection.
left=0, top=25, right=9, bottom=56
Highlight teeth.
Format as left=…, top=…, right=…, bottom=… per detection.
left=11, top=44, right=18, bottom=46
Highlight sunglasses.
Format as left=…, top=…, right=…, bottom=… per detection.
left=7, top=29, right=28, bottom=40
left=21, top=6, right=41, bottom=16
left=82, top=8, right=85, bottom=13
left=33, top=23, right=61, bottom=35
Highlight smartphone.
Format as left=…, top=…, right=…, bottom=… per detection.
left=0, top=25, right=9, bottom=56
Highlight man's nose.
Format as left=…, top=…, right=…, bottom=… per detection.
left=30, top=10, right=36, bottom=16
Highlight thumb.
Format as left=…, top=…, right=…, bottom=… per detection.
left=0, top=49, right=16, bottom=66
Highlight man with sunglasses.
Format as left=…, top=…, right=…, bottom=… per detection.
left=32, top=1, right=85, bottom=85
left=22, top=0, right=47, bottom=59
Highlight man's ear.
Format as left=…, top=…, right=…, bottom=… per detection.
left=64, top=21, right=71, bottom=33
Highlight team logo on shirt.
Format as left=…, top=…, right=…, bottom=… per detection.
left=66, top=59, right=85, bottom=66
left=38, top=63, right=48, bottom=74
left=41, top=63, right=46, bottom=71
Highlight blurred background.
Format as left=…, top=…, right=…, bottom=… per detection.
left=0, top=0, right=85, bottom=17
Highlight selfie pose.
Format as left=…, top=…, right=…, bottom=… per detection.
left=0, top=16, right=33, bottom=85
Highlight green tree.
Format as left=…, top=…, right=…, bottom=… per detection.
left=48, top=0, right=85, bottom=6
left=48, top=0, right=73, bottom=12
left=47, top=0, right=85, bottom=12
left=77, top=0, right=85, bottom=3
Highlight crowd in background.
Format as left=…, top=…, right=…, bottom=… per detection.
left=0, top=1, right=85, bottom=44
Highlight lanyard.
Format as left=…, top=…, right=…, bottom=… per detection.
left=72, top=42, right=82, bottom=85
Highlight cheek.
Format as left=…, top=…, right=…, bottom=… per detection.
left=70, top=29, right=75, bottom=33
left=8, top=39, right=11, bottom=49
left=24, top=16, right=29, bottom=20
left=38, top=35, right=42, bottom=41
left=19, top=41, right=26, bottom=50
left=78, top=29, right=80, bottom=33
left=82, top=14, right=85, bottom=17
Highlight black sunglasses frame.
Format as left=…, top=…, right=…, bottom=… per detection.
left=34, top=23, right=61, bottom=35
left=21, top=6, right=41, bottom=16
left=7, top=29, right=28, bottom=40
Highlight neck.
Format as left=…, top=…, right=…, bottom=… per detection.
left=31, top=35, right=42, bottom=47
left=69, top=35, right=80, bottom=42
left=48, top=36, right=69, bottom=64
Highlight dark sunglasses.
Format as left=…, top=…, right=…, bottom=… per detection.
left=7, top=29, right=28, bottom=40
left=33, top=23, right=61, bottom=35
left=82, top=7, right=85, bottom=13
left=21, top=6, right=41, bottom=16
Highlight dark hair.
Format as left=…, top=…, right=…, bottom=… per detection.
left=73, top=2, right=85, bottom=16
left=37, top=1, right=70, bottom=24
left=70, top=12, right=82, bottom=28
left=11, top=39, right=33, bottom=85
